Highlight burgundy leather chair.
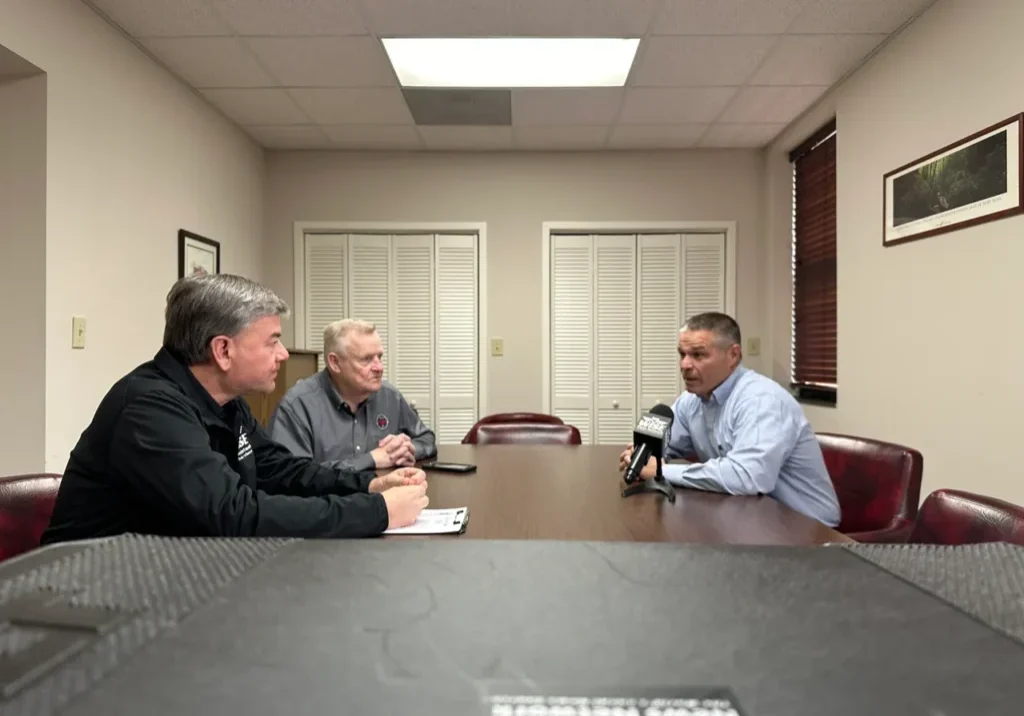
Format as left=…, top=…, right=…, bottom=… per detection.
left=816, top=433, right=922, bottom=543
left=473, top=423, right=582, bottom=446
left=0, top=473, right=61, bottom=562
left=908, top=489, right=1024, bottom=546
left=462, top=412, right=564, bottom=444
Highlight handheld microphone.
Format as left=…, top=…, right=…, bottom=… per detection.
left=622, top=403, right=675, bottom=485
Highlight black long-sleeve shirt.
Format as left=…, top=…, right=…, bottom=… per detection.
left=40, top=348, right=389, bottom=545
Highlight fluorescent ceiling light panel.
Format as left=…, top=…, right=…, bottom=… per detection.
left=381, top=37, right=640, bottom=88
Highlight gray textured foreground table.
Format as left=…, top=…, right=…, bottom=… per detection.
left=844, top=542, right=1024, bottom=645
left=0, top=535, right=1022, bottom=716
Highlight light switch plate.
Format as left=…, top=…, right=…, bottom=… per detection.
left=72, top=316, right=87, bottom=349
left=746, top=337, right=760, bottom=357
left=490, top=337, right=504, bottom=357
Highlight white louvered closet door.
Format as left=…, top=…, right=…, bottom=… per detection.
left=681, top=233, right=727, bottom=319
left=637, top=234, right=682, bottom=413
left=594, top=235, right=636, bottom=445
left=550, top=235, right=593, bottom=443
left=434, top=234, right=478, bottom=444
left=390, top=235, right=434, bottom=430
left=347, top=235, right=392, bottom=378
left=303, top=234, right=347, bottom=371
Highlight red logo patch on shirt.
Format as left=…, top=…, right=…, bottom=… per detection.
left=376, top=414, right=389, bottom=430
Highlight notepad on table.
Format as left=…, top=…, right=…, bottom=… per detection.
left=383, top=507, right=469, bottom=535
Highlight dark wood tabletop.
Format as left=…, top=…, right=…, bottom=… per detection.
left=397, top=444, right=853, bottom=545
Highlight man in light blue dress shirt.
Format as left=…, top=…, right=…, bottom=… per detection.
left=619, top=312, right=841, bottom=527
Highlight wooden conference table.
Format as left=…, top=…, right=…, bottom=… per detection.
left=400, top=444, right=852, bottom=545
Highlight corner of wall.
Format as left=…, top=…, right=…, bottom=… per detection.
left=0, top=71, right=47, bottom=473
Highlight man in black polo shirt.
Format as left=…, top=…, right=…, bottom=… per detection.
left=40, top=274, right=428, bottom=544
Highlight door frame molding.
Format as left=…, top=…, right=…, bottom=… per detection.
left=540, top=221, right=737, bottom=414
left=293, top=221, right=489, bottom=418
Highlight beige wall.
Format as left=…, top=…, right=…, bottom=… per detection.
left=0, top=74, right=46, bottom=473
left=0, top=0, right=266, bottom=472
left=264, top=150, right=765, bottom=415
left=767, top=0, right=1024, bottom=504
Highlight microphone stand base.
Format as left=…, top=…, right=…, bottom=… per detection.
left=621, top=477, right=676, bottom=503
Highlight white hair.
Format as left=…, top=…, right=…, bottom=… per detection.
left=323, top=318, right=377, bottom=357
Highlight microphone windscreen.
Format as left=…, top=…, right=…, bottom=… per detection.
left=650, top=403, right=674, bottom=418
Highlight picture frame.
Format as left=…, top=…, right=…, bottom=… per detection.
left=883, top=113, right=1024, bottom=247
left=178, top=229, right=221, bottom=278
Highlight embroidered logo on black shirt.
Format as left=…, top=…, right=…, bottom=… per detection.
left=238, top=432, right=254, bottom=461
left=376, top=414, right=389, bottom=430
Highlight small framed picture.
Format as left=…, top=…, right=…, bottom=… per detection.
left=178, top=229, right=220, bottom=277
left=883, top=113, right=1024, bottom=247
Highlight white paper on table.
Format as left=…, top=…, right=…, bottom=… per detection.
left=383, top=507, right=469, bottom=535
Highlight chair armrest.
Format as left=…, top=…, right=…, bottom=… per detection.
left=845, top=519, right=914, bottom=544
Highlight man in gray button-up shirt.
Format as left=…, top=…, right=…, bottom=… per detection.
left=269, top=319, right=437, bottom=473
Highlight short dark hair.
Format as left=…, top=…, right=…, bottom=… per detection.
left=163, top=274, right=290, bottom=365
left=681, top=312, right=741, bottom=348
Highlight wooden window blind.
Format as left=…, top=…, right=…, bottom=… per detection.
left=789, top=119, right=837, bottom=399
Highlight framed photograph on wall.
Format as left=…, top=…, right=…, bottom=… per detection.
left=178, top=229, right=220, bottom=277
left=883, top=113, right=1024, bottom=247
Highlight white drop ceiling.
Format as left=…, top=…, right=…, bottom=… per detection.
left=81, top=0, right=936, bottom=152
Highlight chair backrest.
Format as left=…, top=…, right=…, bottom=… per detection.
left=909, top=489, right=1024, bottom=546
left=816, top=433, right=923, bottom=533
left=0, top=473, right=61, bottom=562
left=473, top=423, right=582, bottom=446
left=462, top=413, right=564, bottom=444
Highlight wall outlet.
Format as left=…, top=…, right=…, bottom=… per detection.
left=746, top=336, right=761, bottom=357
left=72, top=316, right=87, bottom=349
left=490, top=337, right=504, bottom=357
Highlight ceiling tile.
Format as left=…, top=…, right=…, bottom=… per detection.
left=211, top=0, right=368, bottom=36
left=88, top=0, right=231, bottom=37
left=618, top=88, right=737, bottom=124
left=419, top=126, right=514, bottom=150
left=289, top=88, right=413, bottom=124
left=361, top=0, right=511, bottom=37
left=608, top=124, right=708, bottom=149
left=246, top=125, right=332, bottom=149
left=788, top=0, right=935, bottom=34
left=513, top=125, right=609, bottom=150
left=718, top=85, right=828, bottom=123
left=244, top=37, right=395, bottom=87
left=630, top=36, right=778, bottom=87
left=512, top=89, right=623, bottom=125
left=749, top=34, right=888, bottom=85
left=141, top=38, right=275, bottom=88
left=324, top=125, right=423, bottom=149
left=404, top=89, right=511, bottom=126
left=508, top=0, right=660, bottom=36
left=699, top=123, right=787, bottom=147
left=200, top=88, right=309, bottom=124
left=654, top=0, right=809, bottom=35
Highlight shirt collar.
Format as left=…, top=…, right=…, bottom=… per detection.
left=317, top=369, right=375, bottom=415
left=153, top=346, right=233, bottom=429
left=705, top=365, right=746, bottom=405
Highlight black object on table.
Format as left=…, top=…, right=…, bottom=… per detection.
left=0, top=535, right=1021, bottom=716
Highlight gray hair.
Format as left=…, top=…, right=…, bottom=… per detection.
left=323, top=318, right=376, bottom=357
left=681, top=311, right=741, bottom=349
left=163, top=274, right=290, bottom=364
